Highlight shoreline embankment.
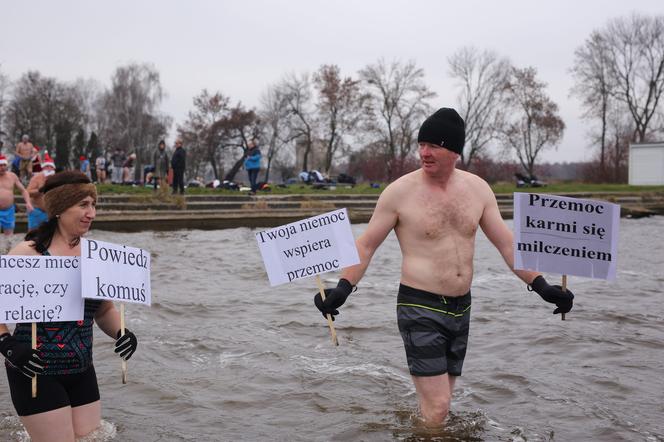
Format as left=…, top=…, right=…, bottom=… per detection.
left=12, top=191, right=664, bottom=233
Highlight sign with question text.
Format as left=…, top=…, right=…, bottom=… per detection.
left=513, top=192, right=620, bottom=280
left=256, top=208, right=360, bottom=286
left=80, top=238, right=151, bottom=306
left=0, top=256, right=84, bottom=323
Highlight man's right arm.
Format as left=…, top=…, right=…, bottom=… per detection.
left=26, top=176, right=41, bottom=199
left=340, top=193, right=398, bottom=285
left=314, top=185, right=400, bottom=318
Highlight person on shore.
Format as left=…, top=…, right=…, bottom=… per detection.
left=0, top=154, right=33, bottom=238
left=110, top=148, right=126, bottom=184
left=79, top=155, right=91, bottom=180
left=122, top=153, right=136, bottom=185
left=244, top=139, right=261, bottom=195
left=313, top=107, right=574, bottom=427
left=15, top=134, right=35, bottom=184
left=0, top=171, right=138, bottom=441
left=26, top=153, right=56, bottom=230
left=170, top=139, right=186, bottom=195
left=31, top=146, right=42, bottom=174
left=152, top=140, right=169, bottom=191
left=95, top=154, right=107, bottom=184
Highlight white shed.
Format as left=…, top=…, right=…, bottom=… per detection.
left=629, top=142, right=664, bottom=185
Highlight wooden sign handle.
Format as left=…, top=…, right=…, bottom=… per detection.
left=120, top=303, right=127, bottom=383
left=31, top=323, right=37, bottom=398
left=561, top=275, right=567, bottom=321
left=315, top=276, right=339, bottom=346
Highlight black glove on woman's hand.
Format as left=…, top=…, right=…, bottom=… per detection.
left=0, top=333, right=44, bottom=378
left=115, top=328, right=138, bottom=360
left=314, top=278, right=354, bottom=320
left=529, top=275, right=574, bottom=315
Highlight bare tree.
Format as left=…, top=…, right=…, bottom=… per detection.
left=258, top=83, right=290, bottom=182
left=0, top=66, right=10, bottom=140
left=502, top=67, right=565, bottom=177
left=448, top=47, right=511, bottom=169
left=281, top=72, right=317, bottom=172
left=602, top=13, right=664, bottom=142
left=178, top=89, right=230, bottom=179
left=571, top=31, right=613, bottom=176
left=605, top=101, right=633, bottom=182
left=4, top=71, right=92, bottom=168
left=216, top=104, right=260, bottom=182
left=98, top=63, right=171, bottom=178
left=313, top=64, right=367, bottom=174
left=7, top=71, right=63, bottom=147
left=359, top=59, right=435, bottom=181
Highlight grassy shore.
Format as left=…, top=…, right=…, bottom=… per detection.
left=96, top=182, right=664, bottom=196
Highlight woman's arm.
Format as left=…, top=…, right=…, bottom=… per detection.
left=94, top=301, right=122, bottom=339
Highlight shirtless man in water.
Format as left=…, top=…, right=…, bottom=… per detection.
left=26, top=153, right=55, bottom=230
left=314, top=108, right=574, bottom=427
left=0, top=154, right=33, bottom=238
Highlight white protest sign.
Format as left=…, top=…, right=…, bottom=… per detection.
left=513, top=192, right=620, bottom=280
left=80, top=238, right=151, bottom=306
left=0, top=256, right=84, bottom=323
left=255, top=208, right=360, bottom=286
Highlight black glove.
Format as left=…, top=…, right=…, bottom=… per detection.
left=314, top=278, right=354, bottom=320
left=529, top=275, right=574, bottom=315
left=115, top=328, right=138, bottom=361
left=0, top=332, right=45, bottom=378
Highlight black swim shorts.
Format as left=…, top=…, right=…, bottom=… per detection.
left=6, top=365, right=100, bottom=416
left=397, top=284, right=471, bottom=377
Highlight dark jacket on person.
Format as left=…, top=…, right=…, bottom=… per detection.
left=153, top=148, right=170, bottom=177
left=111, top=151, right=126, bottom=168
left=171, top=146, right=186, bottom=171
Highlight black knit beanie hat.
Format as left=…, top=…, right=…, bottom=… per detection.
left=417, top=108, right=465, bottom=155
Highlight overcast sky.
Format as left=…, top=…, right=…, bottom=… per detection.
left=2, top=0, right=662, bottom=162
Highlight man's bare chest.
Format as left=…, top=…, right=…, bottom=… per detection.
left=398, top=193, right=481, bottom=239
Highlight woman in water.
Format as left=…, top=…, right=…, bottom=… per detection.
left=0, top=171, right=138, bottom=441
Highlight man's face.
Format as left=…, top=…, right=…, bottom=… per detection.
left=418, top=142, right=458, bottom=176
left=43, top=165, right=55, bottom=176
left=175, top=140, right=182, bottom=148
left=0, top=164, right=7, bottom=175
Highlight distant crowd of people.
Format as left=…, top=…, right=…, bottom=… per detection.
left=0, top=135, right=190, bottom=196
left=0, top=133, right=360, bottom=206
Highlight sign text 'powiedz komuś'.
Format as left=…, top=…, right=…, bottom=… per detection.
left=81, top=239, right=152, bottom=306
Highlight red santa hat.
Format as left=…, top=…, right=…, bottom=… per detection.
left=42, top=153, right=55, bottom=168
left=0, top=155, right=7, bottom=165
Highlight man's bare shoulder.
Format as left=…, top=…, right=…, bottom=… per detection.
left=373, top=170, right=422, bottom=211
left=28, top=173, right=45, bottom=187
left=456, top=169, right=492, bottom=192
left=0, top=171, right=19, bottom=183
left=8, top=241, right=39, bottom=256
left=384, top=169, right=422, bottom=194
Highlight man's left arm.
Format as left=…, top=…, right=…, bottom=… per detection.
left=478, top=183, right=573, bottom=314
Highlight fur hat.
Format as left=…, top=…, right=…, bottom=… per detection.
left=43, top=171, right=97, bottom=218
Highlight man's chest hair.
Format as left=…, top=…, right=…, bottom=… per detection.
left=400, top=191, right=480, bottom=237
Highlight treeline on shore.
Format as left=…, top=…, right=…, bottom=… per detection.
left=0, top=13, right=663, bottom=187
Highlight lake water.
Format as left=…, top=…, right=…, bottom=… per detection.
left=1, top=216, right=663, bottom=441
